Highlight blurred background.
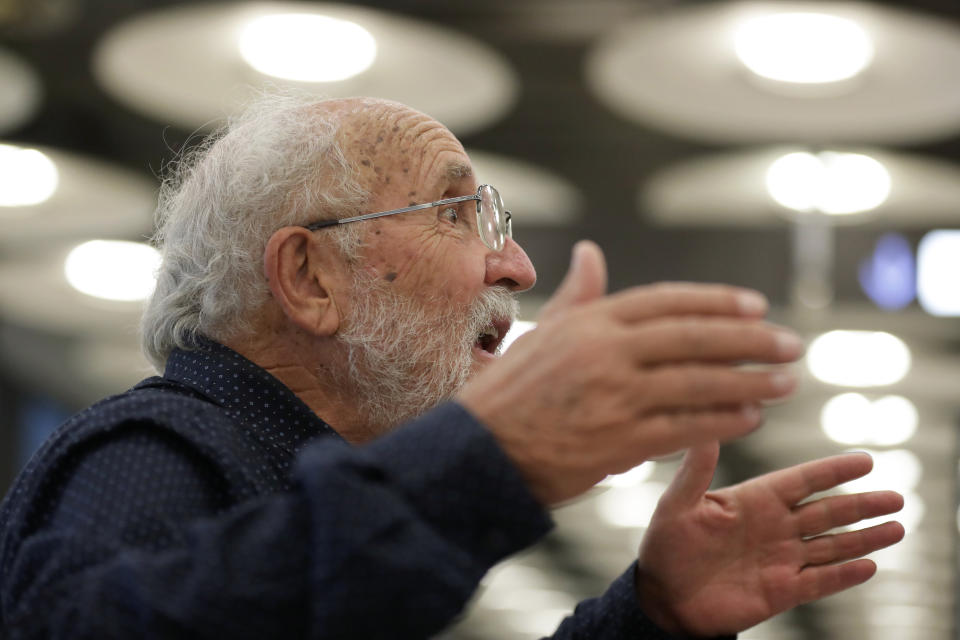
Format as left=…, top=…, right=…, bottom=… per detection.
left=0, top=0, right=957, bottom=637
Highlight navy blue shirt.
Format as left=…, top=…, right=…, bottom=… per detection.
left=0, top=340, right=675, bottom=639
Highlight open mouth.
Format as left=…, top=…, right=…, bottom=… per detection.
left=475, top=318, right=511, bottom=355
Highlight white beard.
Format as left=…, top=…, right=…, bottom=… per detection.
left=330, top=272, right=518, bottom=436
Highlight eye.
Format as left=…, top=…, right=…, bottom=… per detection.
left=439, top=206, right=459, bottom=224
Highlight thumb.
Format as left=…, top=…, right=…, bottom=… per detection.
left=538, top=240, right=608, bottom=320
left=660, top=441, right=720, bottom=508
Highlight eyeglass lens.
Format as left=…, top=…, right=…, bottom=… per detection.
left=478, top=185, right=506, bottom=251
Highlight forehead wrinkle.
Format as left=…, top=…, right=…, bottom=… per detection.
left=393, top=110, right=440, bottom=148
left=376, top=110, right=462, bottom=193
left=337, top=101, right=468, bottom=202
left=410, top=132, right=465, bottom=195
left=335, top=102, right=431, bottom=174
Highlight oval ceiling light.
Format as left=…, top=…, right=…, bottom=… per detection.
left=93, top=3, right=517, bottom=136
left=238, top=13, right=376, bottom=82
left=0, top=144, right=155, bottom=245
left=586, top=2, right=960, bottom=144
left=64, top=240, right=161, bottom=302
left=807, top=330, right=911, bottom=387
left=734, top=12, right=873, bottom=84
left=0, top=144, right=58, bottom=208
left=821, top=393, right=918, bottom=446
left=641, top=148, right=960, bottom=228
left=765, top=151, right=891, bottom=215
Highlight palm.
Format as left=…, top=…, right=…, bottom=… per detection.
left=636, top=444, right=904, bottom=637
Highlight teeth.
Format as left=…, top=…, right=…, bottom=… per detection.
left=478, top=325, right=499, bottom=340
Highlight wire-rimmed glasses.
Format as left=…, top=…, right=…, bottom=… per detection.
left=303, top=184, right=513, bottom=251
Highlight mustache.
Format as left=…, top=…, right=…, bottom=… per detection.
left=466, top=286, right=519, bottom=349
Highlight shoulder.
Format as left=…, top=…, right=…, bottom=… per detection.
left=1, top=379, right=257, bottom=530
left=20, top=380, right=232, bottom=472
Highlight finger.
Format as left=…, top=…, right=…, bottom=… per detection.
left=794, top=491, right=905, bottom=537
left=659, top=441, right=720, bottom=508
left=538, top=241, right=607, bottom=320
left=765, top=452, right=875, bottom=506
left=617, top=405, right=764, bottom=462
left=599, top=282, right=769, bottom=324
left=803, top=521, right=906, bottom=566
left=627, top=318, right=803, bottom=365
left=640, top=365, right=797, bottom=408
left=795, top=558, right=878, bottom=605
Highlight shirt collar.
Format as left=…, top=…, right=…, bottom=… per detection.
left=163, top=338, right=343, bottom=457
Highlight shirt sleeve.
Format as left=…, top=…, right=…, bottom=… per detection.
left=2, top=403, right=685, bottom=640
left=545, top=564, right=736, bottom=640
left=296, top=403, right=688, bottom=640
left=2, top=403, right=552, bottom=639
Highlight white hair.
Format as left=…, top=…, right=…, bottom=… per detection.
left=141, top=94, right=368, bottom=371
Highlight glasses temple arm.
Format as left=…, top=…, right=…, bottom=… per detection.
left=304, top=194, right=480, bottom=231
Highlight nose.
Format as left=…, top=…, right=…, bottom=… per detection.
left=485, top=236, right=537, bottom=292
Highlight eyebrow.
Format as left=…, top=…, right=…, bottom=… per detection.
left=445, top=160, right=473, bottom=180
left=424, top=159, right=473, bottom=200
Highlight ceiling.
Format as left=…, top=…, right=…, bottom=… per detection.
left=0, top=1, right=958, bottom=638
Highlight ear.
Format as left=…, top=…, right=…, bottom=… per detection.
left=264, top=227, right=342, bottom=337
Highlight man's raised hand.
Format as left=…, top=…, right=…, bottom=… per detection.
left=459, top=241, right=805, bottom=505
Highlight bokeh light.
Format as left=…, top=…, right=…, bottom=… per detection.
left=238, top=13, right=377, bottom=82
left=65, top=240, right=161, bottom=302
left=766, top=151, right=891, bottom=215
left=807, top=330, right=910, bottom=387
left=0, top=144, right=58, bottom=207
left=735, top=12, right=873, bottom=84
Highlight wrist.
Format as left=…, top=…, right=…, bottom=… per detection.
left=634, top=563, right=688, bottom=636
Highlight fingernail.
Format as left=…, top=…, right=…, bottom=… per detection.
left=737, top=291, right=768, bottom=316
left=770, top=370, right=797, bottom=392
left=776, top=331, right=805, bottom=359
left=571, top=241, right=587, bottom=269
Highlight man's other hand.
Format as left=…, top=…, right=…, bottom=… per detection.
left=636, top=445, right=905, bottom=636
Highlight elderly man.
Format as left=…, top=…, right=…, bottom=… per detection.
left=0, top=96, right=903, bottom=639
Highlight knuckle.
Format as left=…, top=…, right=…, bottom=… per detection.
left=679, top=368, right=714, bottom=398
left=808, top=535, right=836, bottom=565
left=803, top=503, right=831, bottom=536
left=681, top=320, right=710, bottom=355
left=633, top=413, right=686, bottom=456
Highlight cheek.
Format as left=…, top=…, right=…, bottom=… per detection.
left=368, top=236, right=481, bottom=293
left=360, top=225, right=489, bottom=309
left=405, top=258, right=483, bottom=304
left=359, top=230, right=420, bottom=282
